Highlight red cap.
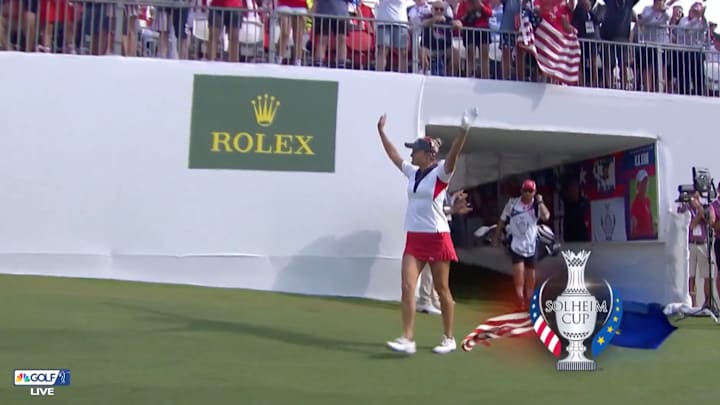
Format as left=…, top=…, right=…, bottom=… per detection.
left=522, top=179, right=536, bottom=191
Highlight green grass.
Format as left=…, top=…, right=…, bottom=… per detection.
left=2, top=273, right=718, bottom=405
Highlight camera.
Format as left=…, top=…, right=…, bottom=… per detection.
left=677, top=166, right=717, bottom=204
left=693, top=167, right=713, bottom=195
left=677, top=184, right=694, bottom=203
left=676, top=167, right=718, bottom=227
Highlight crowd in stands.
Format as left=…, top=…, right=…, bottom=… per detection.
left=0, top=0, right=717, bottom=95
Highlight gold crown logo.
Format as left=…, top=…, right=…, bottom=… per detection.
left=251, top=94, right=280, bottom=127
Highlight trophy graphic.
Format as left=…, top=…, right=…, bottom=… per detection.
left=601, top=203, right=616, bottom=241
left=555, top=250, right=598, bottom=371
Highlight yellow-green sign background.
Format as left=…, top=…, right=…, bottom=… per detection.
left=189, top=75, right=338, bottom=172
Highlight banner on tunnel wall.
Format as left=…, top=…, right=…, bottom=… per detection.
left=461, top=144, right=659, bottom=243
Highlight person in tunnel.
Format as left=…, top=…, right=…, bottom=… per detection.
left=492, top=179, right=550, bottom=311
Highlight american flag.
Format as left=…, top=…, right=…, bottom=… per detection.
left=529, top=289, right=562, bottom=357
left=518, top=7, right=581, bottom=85
left=461, top=312, right=534, bottom=351
left=461, top=287, right=562, bottom=356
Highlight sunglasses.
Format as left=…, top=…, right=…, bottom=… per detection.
left=522, top=188, right=535, bottom=193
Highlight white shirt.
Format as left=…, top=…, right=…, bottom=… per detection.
left=401, top=160, right=453, bottom=232
left=408, top=2, right=454, bottom=28
left=500, top=197, right=540, bottom=257
left=675, top=16, right=708, bottom=47
left=376, top=0, right=413, bottom=24
left=638, top=6, right=671, bottom=44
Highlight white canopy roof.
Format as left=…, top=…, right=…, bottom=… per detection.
left=428, top=125, right=656, bottom=189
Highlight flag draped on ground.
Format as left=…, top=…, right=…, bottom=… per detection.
left=461, top=312, right=534, bottom=351
left=462, top=302, right=677, bottom=353
left=518, top=7, right=581, bottom=85
left=611, top=302, right=678, bottom=350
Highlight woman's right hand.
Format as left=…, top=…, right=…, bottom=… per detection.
left=377, top=113, right=387, bottom=134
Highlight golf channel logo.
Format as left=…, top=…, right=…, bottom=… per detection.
left=530, top=250, right=624, bottom=371
left=14, top=369, right=71, bottom=396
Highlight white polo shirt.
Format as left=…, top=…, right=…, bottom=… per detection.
left=501, top=197, right=540, bottom=257
left=375, top=0, right=412, bottom=24
left=401, top=160, right=453, bottom=233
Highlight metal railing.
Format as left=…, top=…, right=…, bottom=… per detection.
left=1, top=0, right=718, bottom=97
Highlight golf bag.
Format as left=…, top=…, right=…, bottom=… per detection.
left=474, top=223, right=561, bottom=261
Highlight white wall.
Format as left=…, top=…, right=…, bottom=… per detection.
left=0, top=53, right=423, bottom=301
left=419, top=76, right=720, bottom=305
left=1, top=52, right=718, bottom=305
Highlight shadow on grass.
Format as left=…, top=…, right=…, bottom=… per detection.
left=105, top=302, right=409, bottom=359
left=450, top=262, right=514, bottom=303
left=310, top=263, right=515, bottom=314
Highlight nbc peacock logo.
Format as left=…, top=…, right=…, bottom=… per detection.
left=16, top=373, right=29, bottom=383
left=251, top=94, right=280, bottom=128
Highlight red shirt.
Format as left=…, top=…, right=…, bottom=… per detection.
left=538, top=0, right=572, bottom=32
left=212, top=0, right=245, bottom=8
left=630, top=195, right=654, bottom=238
left=456, top=0, right=493, bottom=29
left=39, top=0, right=69, bottom=23
left=276, top=0, right=308, bottom=9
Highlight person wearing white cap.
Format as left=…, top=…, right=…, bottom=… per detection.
left=630, top=169, right=655, bottom=238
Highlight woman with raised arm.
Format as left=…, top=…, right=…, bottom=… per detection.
left=377, top=108, right=477, bottom=355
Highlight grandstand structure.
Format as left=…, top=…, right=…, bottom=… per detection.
left=0, top=0, right=717, bottom=94
left=0, top=0, right=718, bottom=310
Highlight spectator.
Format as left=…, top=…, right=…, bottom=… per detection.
left=635, top=0, right=671, bottom=93
left=155, top=2, right=190, bottom=59
left=311, top=0, right=349, bottom=67
left=83, top=1, right=112, bottom=55
left=499, top=0, right=526, bottom=81
left=346, top=0, right=375, bottom=69
left=535, top=0, right=576, bottom=84
left=487, top=0, right=502, bottom=78
left=418, top=0, right=459, bottom=75
left=19, top=0, right=39, bottom=52
left=572, top=0, right=601, bottom=87
left=409, top=0, right=454, bottom=73
left=375, top=0, right=412, bottom=72
left=669, top=3, right=683, bottom=36
left=666, top=3, right=684, bottom=90
left=599, top=0, right=639, bottom=89
left=456, top=0, right=492, bottom=78
left=409, top=0, right=435, bottom=72
left=444, top=0, right=464, bottom=75
left=275, top=0, right=308, bottom=65
left=674, top=1, right=708, bottom=96
left=705, top=31, right=720, bottom=96
left=208, top=0, right=244, bottom=62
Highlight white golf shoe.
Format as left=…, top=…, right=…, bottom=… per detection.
left=416, top=303, right=442, bottom=315
left=386, top=337, right=417, bottom=354
left=432, top=335, right=457, bottom=354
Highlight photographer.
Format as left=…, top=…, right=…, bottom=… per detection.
left=678, top=191, right=715, bottom=308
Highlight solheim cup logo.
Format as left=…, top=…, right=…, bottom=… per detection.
left=601, top=204, right=615, bottom=241
left=530, top=250, right=623, bottom=371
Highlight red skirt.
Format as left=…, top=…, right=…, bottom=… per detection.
left=403, top=232, right=458, bottom=262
